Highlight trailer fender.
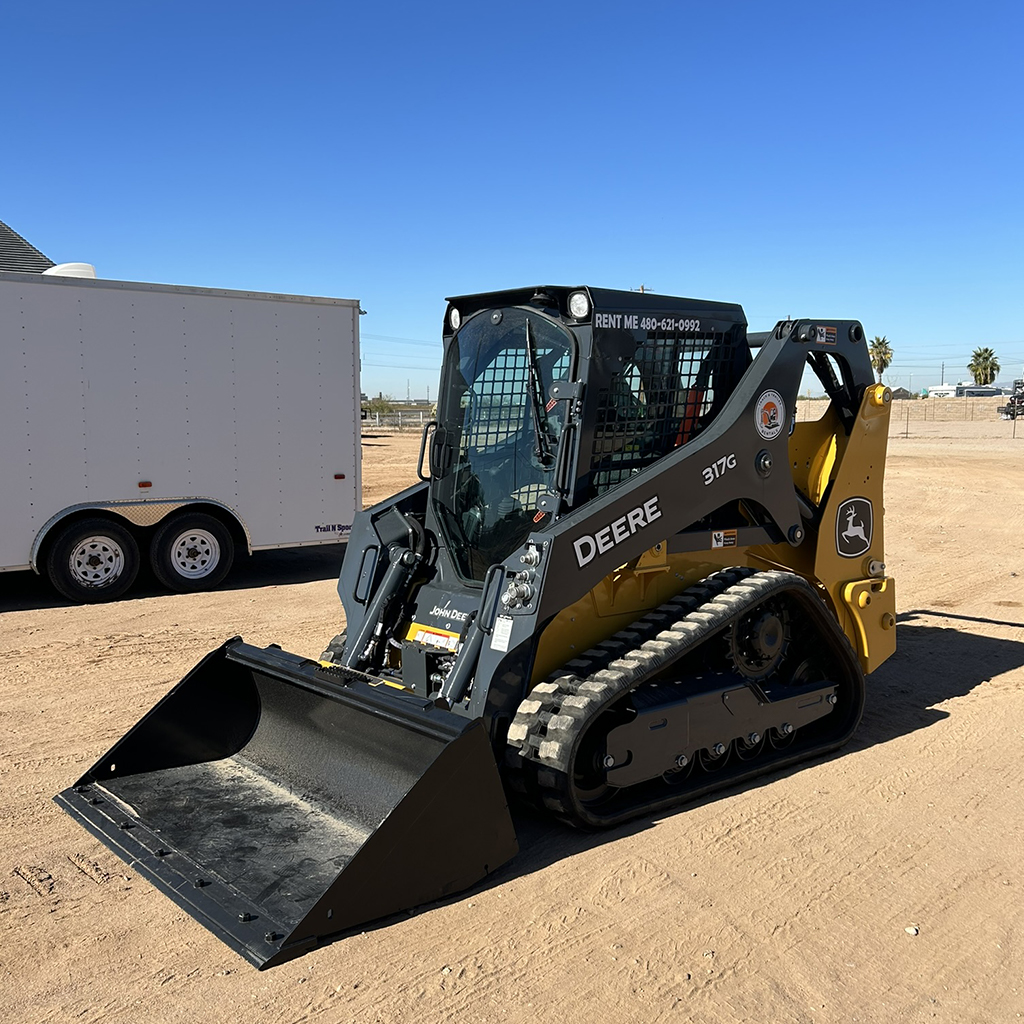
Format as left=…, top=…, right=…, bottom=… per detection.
left=29, top=499, right=252, bottom=573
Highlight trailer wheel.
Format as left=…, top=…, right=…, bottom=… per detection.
left=47, top=518, right=141, bottom=603
left=150, top=513, right=234, bottom=592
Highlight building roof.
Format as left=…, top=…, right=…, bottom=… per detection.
left=0, top=219, right=55, bottom=273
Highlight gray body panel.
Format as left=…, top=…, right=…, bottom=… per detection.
left=0, top=271, right=361, bottom=572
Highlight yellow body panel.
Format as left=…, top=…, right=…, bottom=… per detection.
left=841, top=577, right=897, bottom=672
left=532, top=550, right=764, bottom=684
left=533, top=384, right=896, bottom=684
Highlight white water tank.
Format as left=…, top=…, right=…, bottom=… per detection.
left=43, top=262, right=97, bottom=278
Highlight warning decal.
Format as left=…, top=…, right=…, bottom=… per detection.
left=712, top=529, right=738, bottom=549
left=405, top=622, right=461, bottom=651
left=490, top=615, right=514, bottom=653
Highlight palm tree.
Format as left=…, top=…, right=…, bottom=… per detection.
left=968, top=347, right=1000, bottom=385
left=869, top=336, right=892, bottom=382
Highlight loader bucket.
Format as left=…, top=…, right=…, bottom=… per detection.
left=55, top=639, right=518, bottom=969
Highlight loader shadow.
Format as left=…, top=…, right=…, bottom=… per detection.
left=433, top=614, right=1024, bottom=900
left=847, top=612, right=1024, bottom=753
left=0, top=544, right=348, bottom=613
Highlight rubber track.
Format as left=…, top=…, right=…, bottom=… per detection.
left=505, top=569, right=863, bottom=829
left=504, top=567, right=754, bottom=807
left=318, top=630, right=347, bottom=663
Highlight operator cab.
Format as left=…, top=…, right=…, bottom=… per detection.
left=431, top=286, right=751, bottom=583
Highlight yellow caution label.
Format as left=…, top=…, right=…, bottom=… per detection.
left=405, top=622, right=461, bottom=652
left=368, top=678, right=416, bottom=694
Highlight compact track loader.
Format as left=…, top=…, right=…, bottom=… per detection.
left=57, top=286, right=896, bottom=968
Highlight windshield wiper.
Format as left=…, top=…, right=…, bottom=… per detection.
left=525, top=318, right=554, bottom=467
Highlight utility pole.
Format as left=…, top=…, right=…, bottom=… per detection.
left=941, top=361, right=944, bottom=385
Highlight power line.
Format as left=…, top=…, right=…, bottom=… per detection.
left=362, top=364, right=438, bottom=372
left=362, top=332, right=439, bottom=348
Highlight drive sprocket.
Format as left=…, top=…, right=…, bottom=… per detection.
left=728, top=600, right=790, bottom=680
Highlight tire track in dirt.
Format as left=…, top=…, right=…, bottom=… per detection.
left=67, top=853, right=111, bottom=885
left=12, top=863, right=55, bottom=899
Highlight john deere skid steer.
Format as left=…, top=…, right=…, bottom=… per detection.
left=57, top=286, right=896, bottom=968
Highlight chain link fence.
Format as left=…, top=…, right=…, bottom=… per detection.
left=362, top=410, right=432, bottom=432
left=795, top=395, right=1021, bottom=438
left=366, top=397, right=1019, bottom=436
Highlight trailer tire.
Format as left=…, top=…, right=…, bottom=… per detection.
left=150, top=512, right=234, bottom=593
left=47, top=517, right=141, bottom=603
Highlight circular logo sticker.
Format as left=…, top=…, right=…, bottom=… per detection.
left=755, top=390, right=785, bottom=440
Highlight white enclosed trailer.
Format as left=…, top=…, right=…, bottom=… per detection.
left=0, top=270, right=362, bottom=602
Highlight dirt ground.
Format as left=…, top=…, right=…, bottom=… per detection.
left=2, top=416, right=1023, bottom=1024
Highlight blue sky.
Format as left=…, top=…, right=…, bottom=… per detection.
left=4, top=1, right=1022, bottom=398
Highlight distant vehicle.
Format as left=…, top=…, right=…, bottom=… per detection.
left=998, top=379, right=1024, bottom=419
left=927, top=381, right=1002, bottom=399
left=0, top=269, right=362, bottom=602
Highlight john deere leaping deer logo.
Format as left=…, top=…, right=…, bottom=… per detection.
left=754, top=389, right=785, bottom=441
left=836, top=497, right=873, bottom=558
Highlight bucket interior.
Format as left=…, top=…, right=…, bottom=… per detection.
left=58, top=642, right=518, bottom=966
